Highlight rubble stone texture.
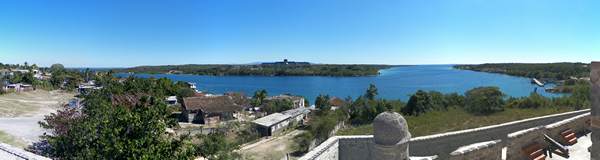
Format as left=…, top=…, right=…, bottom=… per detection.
left=372, top=112, right=411, bottom=160
left=592, top=61, right=600, bottom=160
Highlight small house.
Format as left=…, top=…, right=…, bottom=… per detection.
left=181, top=95, right=244, bottom=125
left=78, top=81, right=102, bottom=95
left=3, top=83, right=33, bottom=92
left=165, top=96, right=178, bottom=105
left=329, top=97, right=348, bottom=110
left=253, top=113, right=292, bottom=136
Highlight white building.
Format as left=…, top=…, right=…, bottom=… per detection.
left=253, top=107, right=310, bottom=136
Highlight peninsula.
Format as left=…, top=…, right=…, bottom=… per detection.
left=454, top=63, right=590, bottom=80
left=117, top=60, right=396, bottom=77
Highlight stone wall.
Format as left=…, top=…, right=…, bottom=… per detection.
left=338, top=136, right=374, bottom=160
left=505, top=126, right=546, bottom=160
left=448, top=140, right=503, bottom=160
left=409, top=109, right=589, bottom=159
left=544, top=113, right=590, bottom=145
left=300, top=109, right=590, bottom=160
left=299, top=136, right=340, bottom=160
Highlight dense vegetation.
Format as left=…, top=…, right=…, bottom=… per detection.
left=28, top=74, right=239, bottom=159
left=117, top=64, right=394, bottom=76
left=454, top=63, right=590, bottom=80
left=336, top=82, right=590, bottom=136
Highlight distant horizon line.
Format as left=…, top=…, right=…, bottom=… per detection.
left=63, top=61, right=589, bottom=69
left=2, top=61, right=591, bottom=68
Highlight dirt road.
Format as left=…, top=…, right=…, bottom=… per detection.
left=0, top=90, right=74, bottom=148
left=239, top=129, right=305, bottom=160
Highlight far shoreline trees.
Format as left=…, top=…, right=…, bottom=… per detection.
left=117, top=64, right=395, bottom=77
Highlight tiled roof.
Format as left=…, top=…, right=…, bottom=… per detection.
left=182, top=96, right=243, bottom=113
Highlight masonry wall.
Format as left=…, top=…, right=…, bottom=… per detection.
left=299, top=136, right=340, bottom=160
left=505, top=126, right=546, bottom=160
left=299, top=109, right=590, bottom=160
left=544, top=113, right=590, bottom=145
left=338, top=136, right=373, bottom=160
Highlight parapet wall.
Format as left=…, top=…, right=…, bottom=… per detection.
left=409, top=109, right=589, bottom=159
left=505, top=126, right=546, bottom=160
left=338, top=136, right=374, bottom=160
left=448, top=140, right=503, bottom=160
left=300, top=109, right=590, bottom=160
left=544, top=112, right=590, bottom=144
left=0, top=143, right=51, bottom=160
left=299, top=136, right=340, bottom=160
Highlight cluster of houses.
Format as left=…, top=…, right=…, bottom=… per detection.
left=170, top=85, right=326, bottom=137
left=77, top=80, right=103, bottom=95
left=0, top=68, right=51, bottom=93
left=171, top=83, right=351, bottom=138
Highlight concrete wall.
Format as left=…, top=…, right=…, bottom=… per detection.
left=448, top=140, right=503, bottom=160
left=409, top=109, right=589, bottom=159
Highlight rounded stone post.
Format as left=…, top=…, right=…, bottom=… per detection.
left=372, top=112, right=411, bottom=160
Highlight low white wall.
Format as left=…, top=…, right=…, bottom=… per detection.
left=448, top=140, right=503, bottom=160
left=0, top=143, right=51, bottom=160
left=300, top=109, right=590, bottom=160
left=299, top=136, right=340, bottom=160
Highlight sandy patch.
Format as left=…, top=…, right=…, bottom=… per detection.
left=0, top=90, right=74, bottom=148
left=240, top=130, right=304, bottom=160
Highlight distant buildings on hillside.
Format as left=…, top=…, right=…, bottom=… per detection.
left=261, top=59, right=310, bottom=66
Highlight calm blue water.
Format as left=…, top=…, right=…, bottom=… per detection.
left=115, top=65, right=564, bottom=102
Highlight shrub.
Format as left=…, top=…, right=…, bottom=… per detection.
left=464, top=87, right=505, bottom=115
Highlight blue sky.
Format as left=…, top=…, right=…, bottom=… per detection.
left=0, top=0, right=599, bottom=67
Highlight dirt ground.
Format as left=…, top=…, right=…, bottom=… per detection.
left=239, top=129, right=304, bottom=160
left=0, top=90, right=74, bottom=148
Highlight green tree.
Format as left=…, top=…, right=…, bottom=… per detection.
left=365, top=84, right=378, bottom=100
left=465, top=87, right=505, bottom=115
left=50, top=63, right=65, bottom=74
left=251, top=89, right=268, bottom=107
left=196, top=133, right=240, bottom=160
left=401, top=90, right=434, bottom=116
left=37, top=95, right=196, bottom=159
left=262, top=99, right=293, bottom=114
left=292, top=132, right=314, bottom=153
left=315, top=94, right=331, bottom=111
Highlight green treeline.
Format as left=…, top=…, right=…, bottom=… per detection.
left=454, top=63, right=590, bottom=80
left=117, top=64, right=395, bottom=76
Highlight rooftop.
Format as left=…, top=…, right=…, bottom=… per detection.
left=281, top=107, right=310, bottom=117
left=183, top=96, right=243, bottom=113
left=252, top=113, right=291, bottom=127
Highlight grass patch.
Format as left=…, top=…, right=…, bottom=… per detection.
left=0, top=130, right=26, bottom=148
left=337, top=107, right=577, bottom=137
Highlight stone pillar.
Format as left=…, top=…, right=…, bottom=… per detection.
left=592, top=62, right=600, bottom=160
left=371, top=112, right=411, bottom=160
